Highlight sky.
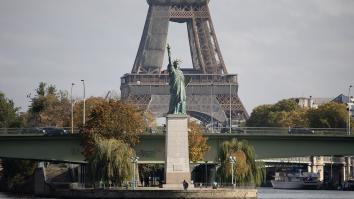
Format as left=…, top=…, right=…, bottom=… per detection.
left=0, top=0, right=353, bottom=113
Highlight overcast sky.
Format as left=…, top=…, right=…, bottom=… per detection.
left=0, top=0, right=353, bottom=113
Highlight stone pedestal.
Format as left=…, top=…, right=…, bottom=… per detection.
left=165, top=114, right=191, bottom=186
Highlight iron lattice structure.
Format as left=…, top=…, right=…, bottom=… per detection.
left=121, top=0, right=248, bottom=125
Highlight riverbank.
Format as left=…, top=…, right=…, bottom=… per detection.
left=3, top=188, right=354, bottom=199
left=36, top=187, right=257, bottom=199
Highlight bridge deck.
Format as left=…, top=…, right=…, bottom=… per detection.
left=1, top=130, right=354, bottom=163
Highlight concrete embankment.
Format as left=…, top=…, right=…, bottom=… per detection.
left=34, top=167, right=257, bottom=199
left=39, top=188, right=257, bottom=199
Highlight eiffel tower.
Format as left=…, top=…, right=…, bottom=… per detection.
left=121, top=0, right=248, bottom=127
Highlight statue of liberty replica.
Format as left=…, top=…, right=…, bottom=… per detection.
left=167, top=44, right=188, bottom=115
left=164, top=44, right=191, bottom=186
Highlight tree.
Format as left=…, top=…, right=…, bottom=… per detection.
left=83, top=99, right=146, bottom=157
left=247, top=99, right=308, bottom=127
left=138, top=164, right=164, bottom=186
left=0, top=159, right=36, bottom=192
left=0, top=91, right=21, bottom=128
left=144, top=111, right=157, bottom=130
left=27, top=82, right=70, bottom=127
left=246, top=105, right=272, bottom=127
left=0, top=92, right=36, bottom=193
left=216, top=138, right=265, bottom=185
left=188, top=121, right=209, bottom=162
left=87, top=136, right=135, bottom=186
left=73, top=97, right=106, bottom=128
left=307, top=102, right=347, bottom=128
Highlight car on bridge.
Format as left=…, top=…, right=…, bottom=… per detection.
left=288, top=127, right=315, bottom=134
left=20, top=127, right=45, bottom=134
left=41, top=127, right=68, bottom=136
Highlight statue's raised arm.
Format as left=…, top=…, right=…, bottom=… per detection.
left=167, top=44, right=172, bottom=66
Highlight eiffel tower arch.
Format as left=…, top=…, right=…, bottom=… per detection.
left=121, top=0, right=248, bottom=126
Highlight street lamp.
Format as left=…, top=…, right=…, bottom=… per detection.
left=349, top=85, right=353, bottom=135
left=81, top=80, right=86, bottom=126
left=70, top=83, right=75, bottom=134
left=210, top=82, right=214, bottom=133
left=229, top=156, right=236, bottom=188
left=131, top=156, right=139, bottom=190
left=229, top=80, right=232, bottom=134
left=205, top=160, right=208, bottom=188
left=348, top=85, right=353, bottom=135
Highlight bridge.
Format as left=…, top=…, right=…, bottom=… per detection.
left=0, top=128, right=353, bottom=164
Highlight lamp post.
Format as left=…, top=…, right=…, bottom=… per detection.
left=210, top=82, right=214, bottom=133
left=81, top=80, right=86, bottom=126
left=349, top=85, right=353, bottom=135
left=131, top=156, right=139, bottom=190
left=70, top=83, right=75, bottom=134
left=205, top=160, right=208, bottom=188
left=229, top=156, right=236, bottom=188
left=229, top=80, right=232, bottom=134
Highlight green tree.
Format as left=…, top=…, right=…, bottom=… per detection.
left=27, top=82, right=70, bottom=127
left=271, top=99, right=299, bottom=112
left=246, top=105, right=273, bottom=127
left=0, top=91, right=21, bottom=128
left=87, top=136, right=135, bottom=186
left=216, top=138, right=265, bottom=185
left=247, top=99, right=308, bottom=127
left=0, top=91, right=36, bottom=193
left=308, top=102, right=347, bottom=128
left=0, top=159, right=36, bottom=192
left=188, top=121, right=209, bottom=162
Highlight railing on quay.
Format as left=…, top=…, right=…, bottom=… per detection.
left=74, top=181, right=255, bottom=190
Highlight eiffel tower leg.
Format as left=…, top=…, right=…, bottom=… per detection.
left=188, top=19, right=206, bottom=73
left=132, top=5, right=170, bottom=74
left=206, top=6, right=228, bottom=74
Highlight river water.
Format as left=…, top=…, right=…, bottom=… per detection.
left=1, top=188, right=354, bottom=198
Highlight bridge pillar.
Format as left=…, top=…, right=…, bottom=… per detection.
left=345, top=156, right=351, bottom=181
left=309, top=156, right=324, bottom=181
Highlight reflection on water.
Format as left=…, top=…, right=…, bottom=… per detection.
left=0, top=193, right=54, bottom=199
left=258, top=188, right=354, bottom=199
left=2, top=188, right=354, bottom=199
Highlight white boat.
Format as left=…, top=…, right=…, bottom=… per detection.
left=271, top=171, right=321, bottom=189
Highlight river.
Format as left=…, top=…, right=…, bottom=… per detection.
left=1, top=188, right=354, bottom=198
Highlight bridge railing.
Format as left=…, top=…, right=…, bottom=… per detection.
left=210, top=127, right=352, bottom=136
left=1, top=127, right=352, bottom=137
left=0, top=127, right=80, bottom=135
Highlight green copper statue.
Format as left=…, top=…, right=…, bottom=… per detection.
left=167, top=44, right=188, bottom=115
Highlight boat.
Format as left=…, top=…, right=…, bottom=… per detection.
left=271, top=170, right=321, bottom=189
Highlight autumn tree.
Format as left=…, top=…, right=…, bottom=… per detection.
left=83, top=99, right=146, bottom=185
left=83, top=99, right=145, bottom=156
left=144, top=111, right=157, bottom=130
left=216, top=138, right=265, bottom=185
left=188, top=121, right=209, bottom=162
left=73, top=97, right=106, bottom=128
